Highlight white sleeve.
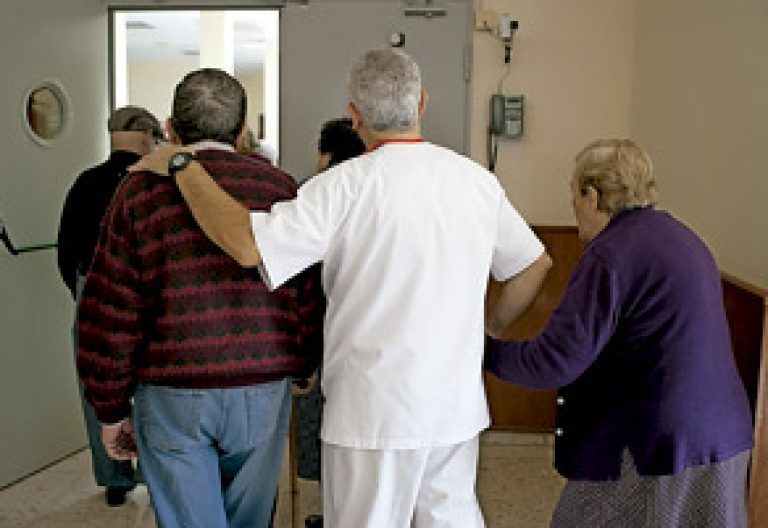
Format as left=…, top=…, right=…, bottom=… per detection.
left=491, top=192, right=545, bottom=281
left=251, top=169, right=348, bottom=290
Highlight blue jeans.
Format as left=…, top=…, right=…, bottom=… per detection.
left=74, top=274, right=136, bottom=489
left=133, top=379, right=291, bottom=528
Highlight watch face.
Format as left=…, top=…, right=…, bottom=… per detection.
left=169, top=152, right=192, bottom=173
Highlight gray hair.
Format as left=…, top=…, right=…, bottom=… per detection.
left=574, top=139, right=658, bottom=216
left=348, top=49, right=422, bottom=132
left=171, top=68, right=246, bottom=146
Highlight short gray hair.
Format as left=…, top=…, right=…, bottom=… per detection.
left=348, top=49, right=422, bottom=132
left=171, top=68, right=246, bottom=146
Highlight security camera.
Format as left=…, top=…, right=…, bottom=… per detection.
left=499, top=16, right=518, bottom=41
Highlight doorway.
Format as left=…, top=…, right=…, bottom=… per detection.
left=111, top=9, right=280, bottom=163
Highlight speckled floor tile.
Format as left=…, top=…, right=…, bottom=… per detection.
left=0, top=449, right=155, bottom=528
left=478, top=435, right=565, bottom=527
left=0, top=432, right=564, bottom=527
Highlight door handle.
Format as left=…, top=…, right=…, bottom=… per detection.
left=0, top=216, right=56, bottom=256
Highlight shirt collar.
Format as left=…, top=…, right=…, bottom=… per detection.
left=189, top=140, right=235, bottom=152
left=368, top=138, right=425, bottom=152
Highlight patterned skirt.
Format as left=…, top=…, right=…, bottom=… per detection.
left=551, top=450, right=750, bottom=528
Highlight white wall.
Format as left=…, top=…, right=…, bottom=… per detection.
left=0, top=0, right=108, bottom=487
left=470, top=0, right=637, bottom=224
left=631, top=0, right=768, bottom=288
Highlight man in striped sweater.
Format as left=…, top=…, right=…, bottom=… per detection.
left=76, top=69, right=324, bottom=528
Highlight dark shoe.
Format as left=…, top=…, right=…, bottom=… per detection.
left=305, top=514, right=323, bottom=528
left=105, top=485, right=134, bottom=506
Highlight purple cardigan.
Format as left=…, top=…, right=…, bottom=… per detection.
left=486, top=208, right=753, bottom=480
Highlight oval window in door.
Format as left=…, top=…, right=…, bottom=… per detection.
left=23, top=80, right=70, bottom=146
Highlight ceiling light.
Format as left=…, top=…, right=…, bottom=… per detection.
left=126, top=21, right=155, bottom=30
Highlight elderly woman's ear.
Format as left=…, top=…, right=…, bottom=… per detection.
left=581, top=185, right=600, bottom=207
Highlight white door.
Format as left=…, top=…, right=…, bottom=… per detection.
left=0, top=0, right=109, bottom=487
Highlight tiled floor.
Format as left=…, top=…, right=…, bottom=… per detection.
left=0, top=432, right=564, bottom=527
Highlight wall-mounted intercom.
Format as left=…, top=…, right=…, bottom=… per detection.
left=490, top=93, right=524, bottom=139
left=479, top=11, right=522, bottom=172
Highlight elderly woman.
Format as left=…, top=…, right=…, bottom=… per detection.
left=485, top=139, right=753, bottom=527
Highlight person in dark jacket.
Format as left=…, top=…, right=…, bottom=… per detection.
left=292, top=117, right=365, bottom=528
left=57, top=106, right=162, bottom=296
left=315, top=117, right=366, bottom=174
left=485, top=139, right=753, bottom=528
left=56, top=105, right=162, bottom=506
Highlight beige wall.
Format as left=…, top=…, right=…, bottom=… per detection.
left=469, top=0, right=636, bottom=224
left=470, top=0, right=767, bottom=288
left=128, top=61, right=196, bottom=127
left=631, top=0, right=768, bottom=288
left=236, top=70, right=265, bottom=138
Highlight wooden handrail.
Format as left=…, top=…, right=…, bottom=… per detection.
left=722, top=271, right=768, bottom=301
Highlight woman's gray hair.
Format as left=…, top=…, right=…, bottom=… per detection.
left=574, top=139, right=658, bottom=216
left=348, top=49, right=422, bottom=132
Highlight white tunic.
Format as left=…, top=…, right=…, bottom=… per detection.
left=251, top=142, right=543, bottom=449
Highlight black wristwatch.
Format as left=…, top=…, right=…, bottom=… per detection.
left=168, top=151, right=196, bottom=176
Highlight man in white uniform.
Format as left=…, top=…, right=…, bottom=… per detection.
left=131, top=48, right=552, bottom=528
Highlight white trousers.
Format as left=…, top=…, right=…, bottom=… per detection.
left=321, top=435, right=485, bottom=528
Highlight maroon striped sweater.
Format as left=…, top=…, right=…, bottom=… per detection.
left=77, top=148, right=324, bottom=424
